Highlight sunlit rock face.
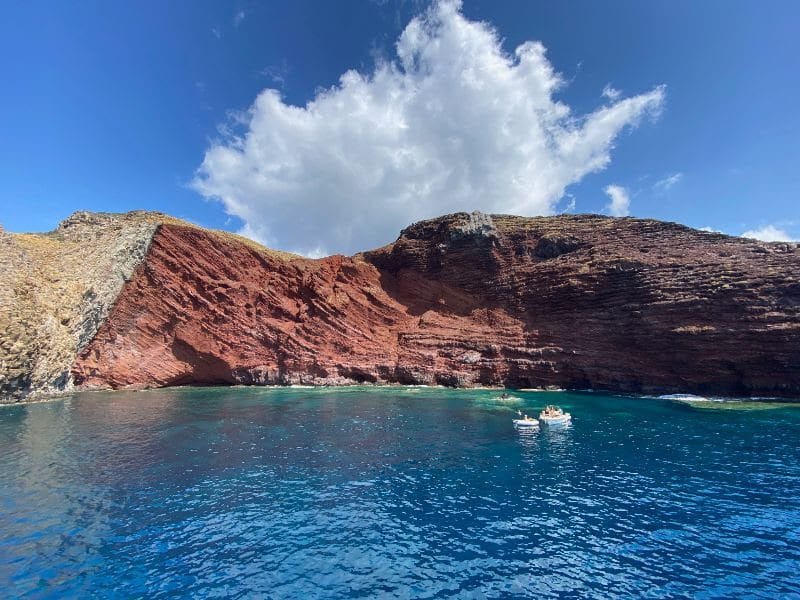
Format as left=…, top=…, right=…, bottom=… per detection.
left=0, top=212, right=163, bottom=401
left=62, top=210, right=800, bottom=399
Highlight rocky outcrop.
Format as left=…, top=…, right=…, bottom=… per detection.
left=0, top=212, right=165, bottom=400
left=364, top=213, right=800, bottom=395
left=2, top=210, right=799, bottom=401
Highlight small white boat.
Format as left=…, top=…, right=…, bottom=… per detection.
left=513, top=410, right=540, bottom=428
left=538, top=405, right=571, bottom=426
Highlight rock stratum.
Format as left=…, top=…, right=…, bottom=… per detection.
left=1, top=210, right=799, bottom=402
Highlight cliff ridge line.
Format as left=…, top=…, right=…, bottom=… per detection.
left=16, top=209, right=793, bottom=401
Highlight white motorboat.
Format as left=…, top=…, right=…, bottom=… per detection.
left=538, top=405, right=571, bottom=426
left=513, top=410, right=539, bottom=428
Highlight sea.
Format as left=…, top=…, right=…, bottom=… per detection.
left=1, top=387, right=799, bottom=598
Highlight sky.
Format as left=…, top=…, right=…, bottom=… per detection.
left=1, top=0, right=798, bottom=254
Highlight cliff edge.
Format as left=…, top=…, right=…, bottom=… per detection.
left=2, top=210, right=799, bottom=401
left=0, top=212, right=164, bottom=400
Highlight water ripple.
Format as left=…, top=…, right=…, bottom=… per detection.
left=1, top=388, right=799, bottom=598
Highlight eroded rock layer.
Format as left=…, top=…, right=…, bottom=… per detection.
left=0, top=212, right=166, bottom=400
left=71, top=212, right=800, bottom=397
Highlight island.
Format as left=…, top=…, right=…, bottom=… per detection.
left=1, top=210, right=798, bottom=402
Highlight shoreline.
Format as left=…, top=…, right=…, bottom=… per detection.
left=3, top=382, right=799, bottom=407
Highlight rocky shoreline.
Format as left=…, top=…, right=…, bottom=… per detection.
left=2, top=210, right=799, bottom=402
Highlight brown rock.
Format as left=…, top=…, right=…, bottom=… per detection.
left=69, top=211, right=800, bottom=398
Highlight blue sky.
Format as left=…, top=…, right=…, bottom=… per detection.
left=1, top=0, right=797, bottom=253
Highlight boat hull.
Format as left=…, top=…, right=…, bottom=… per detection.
left=539, top=414, right=571, bottom=427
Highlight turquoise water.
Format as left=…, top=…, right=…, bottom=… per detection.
left=1, top=387, right=800, bottom=598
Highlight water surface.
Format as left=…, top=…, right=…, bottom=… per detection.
left=1, top=387, right=799, bottom=598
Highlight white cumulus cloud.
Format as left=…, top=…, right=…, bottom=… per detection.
left=192, top=0, right=665, bottom=255
left=741, top=225, right=795, bottom=242
left=604, top=184, right=630, bottom=217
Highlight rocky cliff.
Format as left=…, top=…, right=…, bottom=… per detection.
left=0, top=212, right=167, bottom=400
left=2, top=210, right=799, bottom=401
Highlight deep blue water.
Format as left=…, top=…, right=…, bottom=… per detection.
left=1, top=387, right=800, bottom=599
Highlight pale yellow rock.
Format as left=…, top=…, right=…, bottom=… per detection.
left=0, top=212, right=164, bottom=401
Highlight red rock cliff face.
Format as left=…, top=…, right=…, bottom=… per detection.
left=72, top=213, right=800, bottom=396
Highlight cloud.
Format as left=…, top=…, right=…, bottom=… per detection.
left=601, top=84, right=621, bottom=101
left=259, top=61, right=290, bottom=87
left=654, top=172, right=683, bottom=192
left=604, top=184, right=630, bottom=217
left=741, top=225, right=795, bottom=242
left=193, top=0, right=665, bottom=256
left=561, top=194, right=576, bottom=213
left=234, top=10, right=246, bottom=27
